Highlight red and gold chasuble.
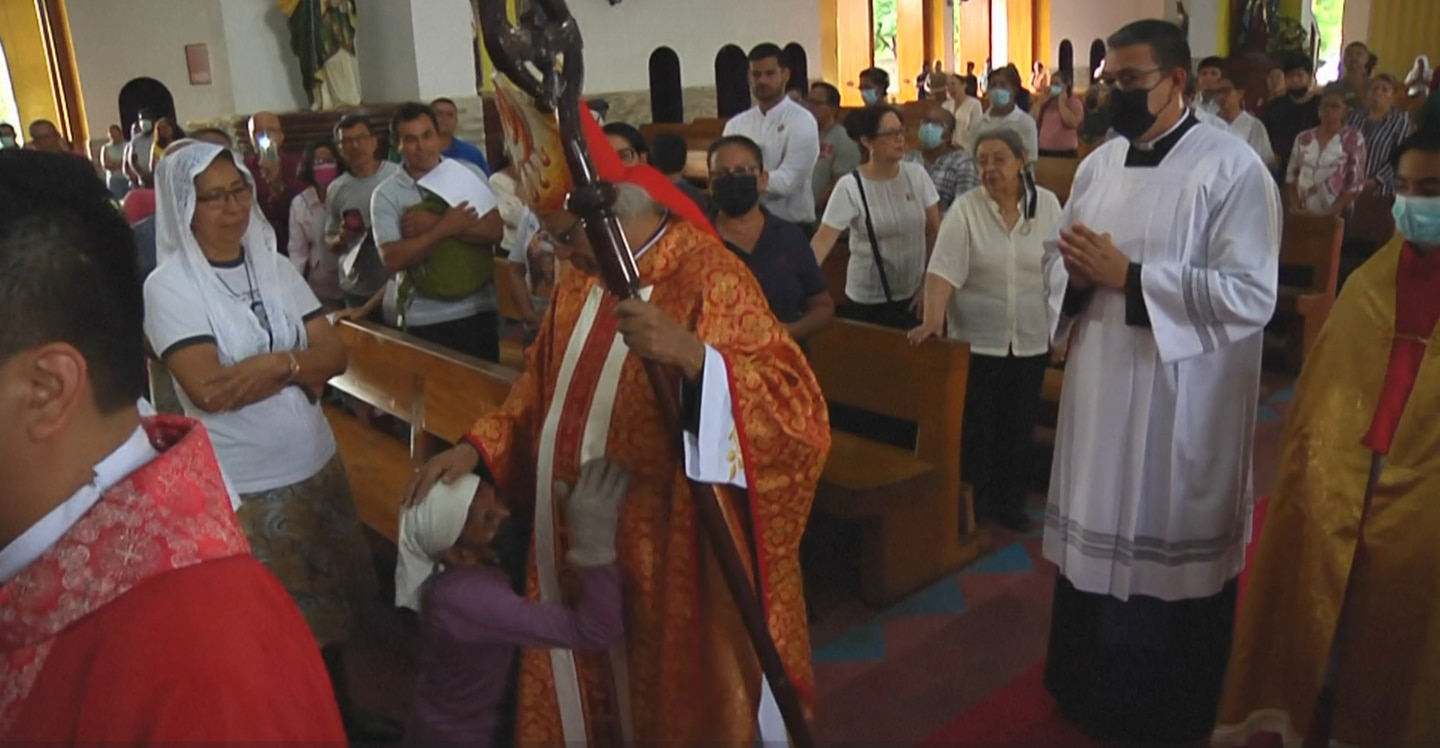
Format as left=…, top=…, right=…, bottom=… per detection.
left=0, top=416, right=345, bottom=744
left=466, top=219, right=830, bottom=745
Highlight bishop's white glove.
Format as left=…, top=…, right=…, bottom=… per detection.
left=559, top=458, right=630, bottom=567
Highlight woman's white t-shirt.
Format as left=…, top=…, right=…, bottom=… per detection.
left=822, top=161, right=940, bottom=305
left=927, top=185, right=1062, bottom=357
left=144, top=256, right=337, bottom=495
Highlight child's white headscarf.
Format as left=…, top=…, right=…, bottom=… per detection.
left=395, top=475, right=479, bottom=612
left=152, top=140, right=308, bottom=364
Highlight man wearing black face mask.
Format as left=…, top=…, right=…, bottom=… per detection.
left=707, top=135, right=834, bottom=343
left=1039, top=18, right=1281, bottom=746
left=1263, top=54, right=1322, bottom=178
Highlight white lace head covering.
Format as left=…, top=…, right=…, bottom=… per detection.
left=152, top=140, right=308, bottom=364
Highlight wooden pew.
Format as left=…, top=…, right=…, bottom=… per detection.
left=1265, top=212, right=1344, bottom=373
left=1034, top=155, right=1079, bottom=204
left=326, top=321, right=519, bottom=542
left=808, top=319, right=983, bottom=606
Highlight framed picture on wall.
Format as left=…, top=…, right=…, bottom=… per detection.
left=185, top=44, right=211, bottom=86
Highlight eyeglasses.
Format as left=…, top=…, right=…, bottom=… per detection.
left=1099, top=67, right=1163, bottom=91
left=196, top=184, right=252, bottom=207
left=873, top=128, right=906, bottom=141
left=616, top=148, right=639, bottom=163
left=711, top=164, right=762, bottom=179
left=338, top=134, right=374, bottom=147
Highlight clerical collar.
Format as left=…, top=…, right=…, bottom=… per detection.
left=0, top=424, right=159, bottom=584
left=1125, top=111, right=1199, bottom=168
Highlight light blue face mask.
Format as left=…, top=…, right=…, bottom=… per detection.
left=990, top=88, right=1013, bottom=108
left=918, top=122, right=946, bottom=149
left=861, top=88, right=880, bottom=106
left=1393, top=194, right=1440, bottom=246
left=1050, top=85, right=1064, bottom=97
left=0, top=135, right=16, bottom=149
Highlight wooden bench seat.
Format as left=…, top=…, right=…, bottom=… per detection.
left=327, top=321, right=520, bottom=544
left=808, top=319, right=982, bottom=606
left=818, top=432, right=938, bottom=518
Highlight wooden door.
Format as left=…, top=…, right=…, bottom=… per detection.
left=836, top=0, right=873, bottom=107
left=896, top=0, right=925, bottom=102
left=957, top=0, right=991, bottom=80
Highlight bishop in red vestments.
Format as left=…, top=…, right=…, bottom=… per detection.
left=406, top=80, right=831, bottom=745
left=0, top=150, right=345, bottom=745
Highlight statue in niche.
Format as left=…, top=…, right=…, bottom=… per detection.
left=278, top=0, right=362, bottom=110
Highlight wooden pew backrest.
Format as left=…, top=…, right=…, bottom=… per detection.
left=1279, top=212, right=1344, bottom=298
left=808, top=319, right=969, bottom=495
left=332, top=321, right=519, bottom=452
left=1034, top=155, right=1079, bottom=205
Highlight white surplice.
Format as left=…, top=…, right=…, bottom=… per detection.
left=1042, top=119, right=1281, bottom=603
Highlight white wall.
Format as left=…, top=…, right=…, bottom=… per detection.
left=67, top=0, right=234, bottom=135
left=1047, top=0, right=1191, bottom=72
left=1342, top=0, right=1372, bottom=48
left=411, top=0, right=477, bottom=100
left=355, top=0, right=418, bottom=102
left=218, top=0, right=308, bottom=114
left=566, top=0, right=823, bottom=93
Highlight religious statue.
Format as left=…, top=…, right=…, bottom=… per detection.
left=278, top=0, right=362, bottom=111
left=1236, top=0, right=1280, bottom=54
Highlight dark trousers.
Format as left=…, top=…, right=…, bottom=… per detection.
left=961, top=352, right=1048, bottom=521
left=1045, top=575, right=1238, bottom=744
left=837, top=299, right=917, bottom=330
left=408, top=311, right=500, bottom=363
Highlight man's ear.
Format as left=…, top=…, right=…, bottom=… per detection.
left=24, top=344, right=88, bottom=443
left=758, top=171, right=771, bottom=193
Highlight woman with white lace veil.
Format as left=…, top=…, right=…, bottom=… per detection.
left=142, top=140, right=396, bottom=741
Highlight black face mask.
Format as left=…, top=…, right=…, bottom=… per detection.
left=1107, top=83, right=1162, bottom=141
left=711, top=173, right=761, bottom=217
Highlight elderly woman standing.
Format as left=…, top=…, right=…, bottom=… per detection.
left=143, top=141, right=394, bottom=741
left=909, top=129, right=1062, bottom=532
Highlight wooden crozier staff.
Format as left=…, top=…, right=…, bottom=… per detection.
left=478, top=2, right=816, bottom=746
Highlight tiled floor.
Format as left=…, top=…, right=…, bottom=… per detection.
left=346, top=374, right=1296, bottom=747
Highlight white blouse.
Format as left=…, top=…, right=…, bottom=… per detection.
left=927, top=184, right=1063, bottom=357
left=822, top=161, right=940, bottom=305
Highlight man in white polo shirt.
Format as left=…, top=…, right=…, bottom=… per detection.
left=372, top=102, right=505, bottom=361
left=723, top=43, right=821, bottom=230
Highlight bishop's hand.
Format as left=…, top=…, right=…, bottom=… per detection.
left=615, top=299, right=707, bottom=380
left=404, top=442, right=481, bottom=508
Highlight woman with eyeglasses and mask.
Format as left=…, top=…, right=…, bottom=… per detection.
left=904, top=106, right=981, bottom=212
left=143, top=141, right=395, bottom=741
left=708, top=135, right=834, bottom=344
left=909, top=129, right=1061, bottom=532
left=288, top=140, right=346, bottom=309
left=812, top=105, right=941, bottom=329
